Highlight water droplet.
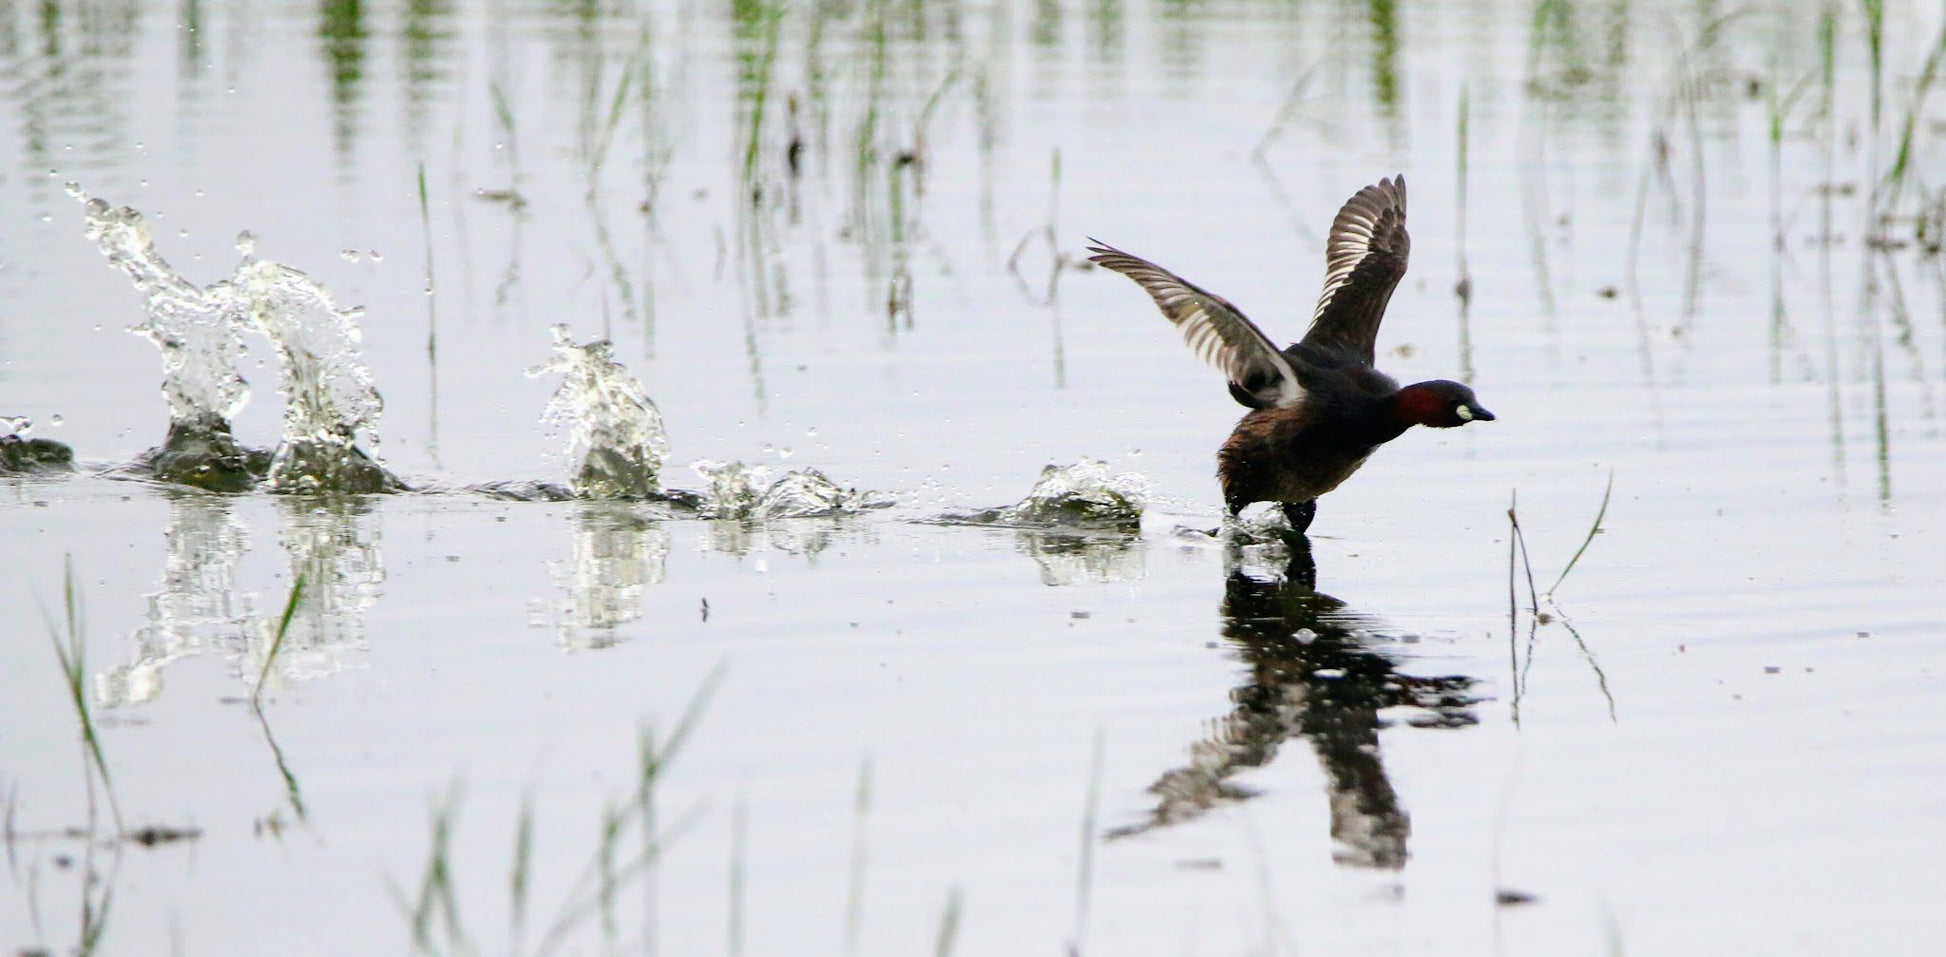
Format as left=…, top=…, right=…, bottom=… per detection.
left=62, top=181, right=84, bottom=200
left=193, top=189, right=205, bottom=198
left=761, top=443, right=775, bottom=455
left=39, top=213, right=53, bottom=223
left=368, top=250, right=383, bottom=262
left=133, top=141, right=145, bottom=151
left=778, top=447, right=794, bottom=459
left=806, top=427, right=819, bottom=438
left=341, top=249, right=362, bottom=262
left=179, top=229, right=190, bottom=239
left=235, top=231, right=256, bottom=256
left=49, top=414, right=63, bottom=426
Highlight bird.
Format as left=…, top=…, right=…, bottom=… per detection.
left=1087, top=176, right=1493, bottom=535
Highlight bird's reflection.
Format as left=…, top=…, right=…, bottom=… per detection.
left=1111, top=540, right=1477, bottom=870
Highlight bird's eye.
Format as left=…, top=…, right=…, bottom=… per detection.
left=1455, top=405, right=1475, bottom=421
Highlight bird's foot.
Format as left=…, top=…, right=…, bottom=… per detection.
left=1280, top=500, right=1318, bottom=535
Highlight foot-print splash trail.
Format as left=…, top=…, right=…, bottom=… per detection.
left=5, top=2, right=1945, bottom=955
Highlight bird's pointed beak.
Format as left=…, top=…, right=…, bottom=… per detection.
left=1470, top=405, right=1496, bottom=422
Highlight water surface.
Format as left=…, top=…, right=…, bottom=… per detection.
left=5, top=1, right=1946, bottom=954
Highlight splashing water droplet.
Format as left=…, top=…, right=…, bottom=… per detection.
left=82, top=194, right=395, bottom=493
left=341, top=249, right=361, bottom=263
left=237, top=258, right=393, bottom=492
left=984, top=459, right=1148, bottom=529
left=692, top=460, right=890, bottom=519
left=49, top=414, right=63, bottom=426
left=81, top=195, right=253, bottom=427
left=527, top=325, right=670, bottom=499
left=367, top=250, right=383, bottom=262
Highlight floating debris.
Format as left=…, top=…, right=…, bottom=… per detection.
left=692, top=460, right=891, bottom=519
left=943, top=459, right=1147, bottom=530
left=126, top=823, right=204, bottom=848
left=526, top=325, right=672, bottom=500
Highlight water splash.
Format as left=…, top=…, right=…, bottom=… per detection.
left=1, top=415, right=74, bottom=474
left=1171, top=508, right=1299, bottom=579
left=526, top=325, right=671, bottom=500
left=691, top=460, right=892, bottom=519
left=78, top=191, right=266, bottom=490
left=78, top=190, right=252, bottom=428
left=78, top=189, right=395, bottom=493
left=945, top=459, right=1147, bottom=529
left=238, top=254, right=395, bottom=493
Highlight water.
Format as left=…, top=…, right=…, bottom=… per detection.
left=5, top=1, right=1946, bottom=954
left=527, top=324, right=673, bottom=499
left=78, top=192, right=394, bottom=492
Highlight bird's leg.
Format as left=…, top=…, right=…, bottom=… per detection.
left=1281, top=533, right=1317, bottom=590
left=1281, top=500, right=1317, bottom=535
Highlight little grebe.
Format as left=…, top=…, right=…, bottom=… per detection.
left=1088, top=176, right=1492, bottom=533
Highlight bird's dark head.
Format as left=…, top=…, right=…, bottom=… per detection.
left=1394, top=380, right=1495, bottom=429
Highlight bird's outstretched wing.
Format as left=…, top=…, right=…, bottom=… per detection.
left=1300, top=176, right=1410, bottom=366
left=1087, top=241, right=1302, bottom=408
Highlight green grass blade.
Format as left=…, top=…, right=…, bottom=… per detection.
left=1546, top=472, right=1614, bottom=597
left=253, top=575, right=307, bottom=707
